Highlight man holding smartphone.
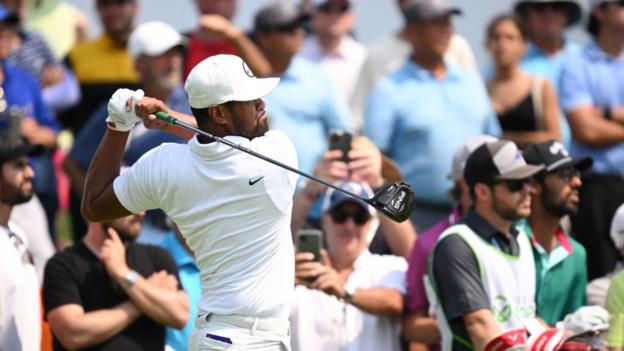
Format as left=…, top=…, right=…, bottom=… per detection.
left=292, top=180, right=407, bottom=351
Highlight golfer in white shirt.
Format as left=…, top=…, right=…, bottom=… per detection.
left=81, top=54, right=298, bottom=350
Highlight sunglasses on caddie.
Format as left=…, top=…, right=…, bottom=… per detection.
left=491, top=177, right=532, bottom=192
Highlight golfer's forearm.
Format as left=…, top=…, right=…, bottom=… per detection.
left=122, top=279, right=189, bottom=328
left=349, top=288, right=404, bottom=316
left=81, top=129, right=129, bottom=221
left=161, top=110, right=197, bottom=140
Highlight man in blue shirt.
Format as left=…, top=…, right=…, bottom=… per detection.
left=514, top=0, right=584, bottom=148
left=253, top=1, right=351, bottom=176
left=0, top=5, right=60, bottom=239
left=559, top=0, right=624, bottom=280
left=159, top=226, right=201, bottom=351
left=363, top=0, right=500, bottom=230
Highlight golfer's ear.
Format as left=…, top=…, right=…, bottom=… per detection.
left=208, top=106, right=228, bottom=125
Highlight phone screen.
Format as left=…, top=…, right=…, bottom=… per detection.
left=297, top=229, right=322, bottom=263
left=328, top=130, right=352, bottom=164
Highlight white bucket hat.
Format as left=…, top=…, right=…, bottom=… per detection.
left=127, top=21, right=185, bottom=58
left=184, top=54, right=280, bottom=109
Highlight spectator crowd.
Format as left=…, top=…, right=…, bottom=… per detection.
left=2, top=0, right=624, bottom=350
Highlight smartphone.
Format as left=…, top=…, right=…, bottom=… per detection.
left=328, top=130, right=352, bottom=164
left=296, top=229, right=323, bottom=263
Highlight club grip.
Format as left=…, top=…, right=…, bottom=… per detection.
left=155, top=111, right=176, bottom=124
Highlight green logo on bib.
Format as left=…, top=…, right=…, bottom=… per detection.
left=492, top=295, right=512, bottom=323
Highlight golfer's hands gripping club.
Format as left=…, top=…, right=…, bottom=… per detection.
left=106, top=88, right=144, bottom=132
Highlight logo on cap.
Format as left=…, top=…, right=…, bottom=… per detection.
left=242, top=61, right=255, bottom=78
left=549, top=142, right=568, bottom=157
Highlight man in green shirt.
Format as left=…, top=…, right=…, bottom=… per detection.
left=522, top=140, right=592, bottom=325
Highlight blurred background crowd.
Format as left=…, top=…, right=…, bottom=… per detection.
left=2, top=0, right=624, bottom=350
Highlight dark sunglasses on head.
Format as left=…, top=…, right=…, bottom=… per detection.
left=330, top=208, right=370, bottom=225
left=552, top=167, right=580, bottom=182
left=492, top=177, right=532, bottom=192
left=317, top=2, right=350, bottom=14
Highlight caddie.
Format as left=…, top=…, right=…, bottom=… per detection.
left=81, top=54, right=299, bottom=350
left=427, top=139, right=553, bottom=351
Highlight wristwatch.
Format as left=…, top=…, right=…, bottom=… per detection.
left=343, top=286, right=356, bottom=304
left=122, top=270, right=140, bottom=288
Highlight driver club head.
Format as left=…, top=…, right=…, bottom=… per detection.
left=368, top=182, right=415, bottom=222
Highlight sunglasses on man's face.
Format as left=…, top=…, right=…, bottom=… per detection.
left=330, top=208, right=370, bottom=225
left=492, top=177, right=532, bottom=193
left=552, top=167, right=580, bottom=182
left=317, top=2, right=350, bottom=14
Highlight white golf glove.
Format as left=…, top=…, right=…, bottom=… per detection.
left=106, top=88, right=145, bottom=132
left=557, top=306, right=610, bottom=335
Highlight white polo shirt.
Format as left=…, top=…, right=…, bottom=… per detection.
left=0, top=222, right=41, bottom=351
left=290, top=251, right=407, bottom=351
left=114, top=130, right=298, bottom=320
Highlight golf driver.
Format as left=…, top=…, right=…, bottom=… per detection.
left=154, top=111, right=415, bottom=222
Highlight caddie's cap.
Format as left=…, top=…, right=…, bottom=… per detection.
left=449, top=135, right=498, bottom=182
left=127, top=21, right=185, bottom=59
left=402, top=0, right=462, bottom=23
left=254, top=1, right=309, bottom=31
left=464, top=140, right=543, bottom=187
left=514, top=0, right=583, bottom=27
left=322, top=181, right=376, bottom=216
left=522, top=140, right=592, bottom=174
left=184, top=54, right=280, bottom=109
left=0, top=129, right=43, bottom=163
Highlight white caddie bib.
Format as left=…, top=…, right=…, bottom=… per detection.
left=425, top=224, right=536, bottom=351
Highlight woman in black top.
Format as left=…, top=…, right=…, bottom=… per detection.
left=486, top=14, right=561, bottom=149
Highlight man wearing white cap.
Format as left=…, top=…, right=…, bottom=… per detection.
left=63, top=20, right=191, bottom=242
left=82, top=54, right=298, bottom=350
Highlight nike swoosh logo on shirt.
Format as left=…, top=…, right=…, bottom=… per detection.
left=248, top=176, right=265, bottom=185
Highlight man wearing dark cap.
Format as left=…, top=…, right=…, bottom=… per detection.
left=253, top=1, right=351, bottom=176
left=364, top=0, right=500, bottom=231
left=521, top=140, right=592, bottom=326
left=427, top=140, right=560, bottom=351
left=0, top=130, right=43, bottom=350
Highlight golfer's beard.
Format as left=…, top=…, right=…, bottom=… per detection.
left=541, top=190, right=577, bottom=217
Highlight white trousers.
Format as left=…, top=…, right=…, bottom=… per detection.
left=189, top=313, right=291, bottom=351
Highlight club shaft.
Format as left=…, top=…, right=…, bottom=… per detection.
left=155, top=112, right=370, bottom=203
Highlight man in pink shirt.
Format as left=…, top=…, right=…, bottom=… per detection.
left=403, top=135, right=496, bottom=348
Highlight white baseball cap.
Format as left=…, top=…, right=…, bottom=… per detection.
left=610, top=203, right=624, bottom=251
left=128, top=21, right=185, bottom=58
left=184, top=54, right=280, bottom=109
left=448, top=134, right=498, bottom=182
